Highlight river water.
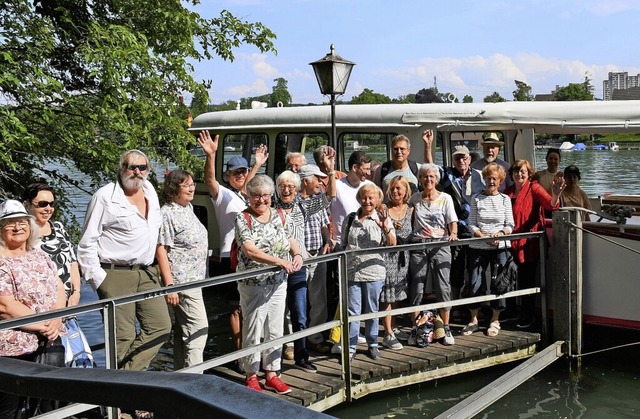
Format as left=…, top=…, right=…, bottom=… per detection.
left=66, top=149, right=640, bottom=418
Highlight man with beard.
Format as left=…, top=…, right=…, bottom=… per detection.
left=78, top=150, right=171, bottom=372
left=471, top=132, right=513, bottom=192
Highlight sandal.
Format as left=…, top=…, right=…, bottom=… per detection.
left=461, top=323, right=479, bottom=336
left=135, top=411, right=154, bottom=419
left=487, top=321, right=501, bottom=337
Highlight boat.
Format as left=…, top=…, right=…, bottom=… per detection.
left=592, top=144, right=607, bottom=150
left=559, top=141, right=575, bottom=151
left=571, top=142, right=586, bottom=151
left=607, top=141, right=620, bottom=151
left=191, top=100, right=640, bottom=331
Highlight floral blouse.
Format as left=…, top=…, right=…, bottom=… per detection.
left=0, top=249, right=60, bottom=357
left=235, top=208, right=294, bottom=286
left=38, top=220, right=77, bottom=297
left=159, top=202, right=209, bottom=284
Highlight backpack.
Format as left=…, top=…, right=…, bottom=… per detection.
left=380, top=160, right=421, bottom=194
left=491, top=254, right=519, bottom=295
left=60, top=317, right=95, bottom=368
left=415, top=310, right=435, bottom=348
left=230, top=208, right=286, bottom=271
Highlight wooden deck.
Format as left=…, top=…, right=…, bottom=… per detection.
left=211, top=324, right=541, bottom=412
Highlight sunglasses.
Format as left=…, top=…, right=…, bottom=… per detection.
left=32, top=200, right=56, bottom=208
left=127, top=164, right=149, bottom=171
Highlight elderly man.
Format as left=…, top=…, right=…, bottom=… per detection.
left=423, top=130, right=485, bottom=305
left=197, top=130, right=266, bottom=374
left=373, top=134, right=421, bottom=194
left=471, top=132, right=513, bottom=191
left=78, top=150, right=171, bottom=371
left=313, top=145, right=346, bottom=193
left=285, top=152, right=306, bottom=173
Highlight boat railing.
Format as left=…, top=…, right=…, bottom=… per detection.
left=0, top=231, right=546, bottom=416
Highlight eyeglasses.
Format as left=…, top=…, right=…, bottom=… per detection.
left=2, top=220, right=29, bottom=229
left=278, top=184, right=296, bottom=191
left=127, top=164, right=148, bottom=172
left=32, top=200, right=56, bottom=208
left=250, top=193, right=271, bottom=201
left=392, top=147, right=408, bottom=153
left=180, top=183, right=196, bottom=189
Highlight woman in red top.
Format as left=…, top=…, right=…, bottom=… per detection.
left=506, top=159, right=564, bottom=329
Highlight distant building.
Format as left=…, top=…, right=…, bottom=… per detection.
left=611, top=86, right=640, bottom=101
left=603, top=72, right=640, bottom=100
left=534, top=85, right=559, bottom=101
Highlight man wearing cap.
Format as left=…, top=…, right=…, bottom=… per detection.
left=298, top=164, right=333, bottom=350
left=373, top=134, right=422, bottom=195
left=78, top=149, right=171, bottom=371
left=471, top=132, right=513, bottom=191
left=197, top=130, right=268, bottom=373
left=423, top=130, right=485, bottom=303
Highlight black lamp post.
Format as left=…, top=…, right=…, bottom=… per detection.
left=309, top=44, right=355, bottom=152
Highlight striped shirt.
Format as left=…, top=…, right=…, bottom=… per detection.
left=469, top=192, right=515, bottom=250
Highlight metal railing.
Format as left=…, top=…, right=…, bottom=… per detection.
left=0, top=231, right=546, bottom=416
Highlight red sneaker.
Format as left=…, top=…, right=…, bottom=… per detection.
left=246, top=375, right=262, bottom=392
left=264, top=376, right=292, bottom=394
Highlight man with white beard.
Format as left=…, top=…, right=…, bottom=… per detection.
left=78, top=149, right=171, bottom=372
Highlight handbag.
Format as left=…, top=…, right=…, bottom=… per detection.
left=491, top=254, right=518, bottom=295
left=35, top=337, right=66, bottom=368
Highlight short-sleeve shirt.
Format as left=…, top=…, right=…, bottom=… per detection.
left=212, top=184, right=247, bottom=258
left=159, top=202, right=209, bottom=284
left=408, top=192, right=458, bottom=240
left=0, top=249, right=60, bottom=356
left=469, top=192, right=515, bottom=250
left=379, top=164, right=420, bottom=194
left=235, top=208, right=293, bottom=285
left=37, top=220, right=77, bottom=296
left=342, top=212, right=394, bottom=282
left=331, top=178, right=372, bottom=241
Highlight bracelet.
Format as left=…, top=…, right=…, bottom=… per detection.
left=383, top=229, right=390, bottom=235
left=293, top=253, right=302, bottom=258
left=328, top=171, right=336, bottom=176
left=72, top=289, right=81, bottom=294
left=165, top=283, right=174, bottom=287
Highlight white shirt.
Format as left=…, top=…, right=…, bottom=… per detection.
left=212, top=184, right=247, bottom=258
left=330, top=178, right=372, bottom=241
left=77, top=180, right=161, bottom=290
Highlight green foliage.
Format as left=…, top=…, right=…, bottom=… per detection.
left=351, top=88, right=392, bottom=104
left=0, top=0, right=276, bottom=229
left=513, top=80, right=533, bottom=101
left=270, top=77, right=292, bottom=107
left=190, top=85, right=211, bottom=119
left=394, top=94, right=416, bottom=104
left=484, top=92, right=507, bottom=103
left=462, top=95, right=473, bottom=103
left=415, top=87, right=443, bottom=103
left=554, top=82, right=594, bottom=101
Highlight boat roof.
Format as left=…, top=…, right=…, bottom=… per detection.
left=191, top=101, right=640, bottom=134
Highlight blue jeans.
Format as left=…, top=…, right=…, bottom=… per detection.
left=348, top=281, right=383, bottom=354
left=468, top=248, right=508, bottom=311
left=287, top=267, right=308, bottom=363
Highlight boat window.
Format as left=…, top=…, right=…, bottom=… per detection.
left=222, top=133, right=268, bottom=175
left=341, top=133, right=395, bottom=170
left=274, top=132, right=329, bottom=176
left=450, top=131, right=506, bottom=164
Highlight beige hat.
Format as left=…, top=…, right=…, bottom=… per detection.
left=481, top=132, right=504, bottom=146
left=452, top=145, right=470, bottom=156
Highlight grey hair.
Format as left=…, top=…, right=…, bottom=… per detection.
left=276, top=170, right=301, bottom=190
left=391, top=134, right=410, bottom=148
left=117, top=149, right=150, bottom=178
left=312, top=145, right=328, bottom=166
left=419, top=163, right=441, bottom=183
left=246, top=174, right=275, bottom=196
left=285, top=152, right=307, bottom=165
left=0, top=217, right=41, bottom=250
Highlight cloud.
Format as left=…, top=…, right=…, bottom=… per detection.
left=583, top=0, right=640, bottom=15
left=247, top=53, right=279, bottom=79
left=226, top=79, right=269, bottom=97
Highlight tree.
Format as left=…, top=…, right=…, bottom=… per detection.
left=189, top=85, right=211, bottom=119
left=554, top=83, right=594, bottom=101
left=393, top=94, right=415, bottom=104
left=513, top=80, right=534, bottom=101
left=484, top=92, right=507, bottom=103
left=462, top=95, right=474, bottom=103
left=270, top=77, right=292, bottom=107
left=415, top=88, right=443, bottom=103
left=351, top=88, right=392, bottom=104
left=0, top=2, right=276, bottom=218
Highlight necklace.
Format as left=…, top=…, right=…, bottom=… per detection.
left=388, top=204, right=407, bottom=229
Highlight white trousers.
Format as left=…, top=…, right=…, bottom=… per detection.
left=172, top=288, right=208, bottom=370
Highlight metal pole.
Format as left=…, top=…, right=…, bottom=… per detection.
left=330, top=93, right=337, bottom=154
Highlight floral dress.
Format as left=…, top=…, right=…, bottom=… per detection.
left=381, top=208, right=411, bottom=303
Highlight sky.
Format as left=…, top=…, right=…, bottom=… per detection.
left=189, top=0, right=640, bottom=105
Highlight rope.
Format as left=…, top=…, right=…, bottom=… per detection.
left=568, top=341, right=640, bottom=358
left=568, top=222, right=640, bottom=256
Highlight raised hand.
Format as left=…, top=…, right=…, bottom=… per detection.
left=422, top=129, right=434, bottom=147
left=254, top=143, right=269, bottom=166
left=551, top=172, right=566, bottom=195
left=198, top=130, right=218, bottom=156
left=322, top=146, right=336, bottom=170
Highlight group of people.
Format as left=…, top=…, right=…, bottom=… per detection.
left=0, top=129, right=593, bottom=409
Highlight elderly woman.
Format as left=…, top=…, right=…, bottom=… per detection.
left=0, top=200, right=66, bottom=417
left=464, top=163, right=515, bottom=337
left=22, top=183, right=82, bottom=306
left=342, top=183, right=396, bottom=360
left=560, top=165, right=592, bottom=221
left=274, top=170, right=316, bottom=373
left=156, top=169, right=209, bottom=371
left=380, top=176, right=412, bottom=350
left=407, top=164, right=458, bottom=347
left=506, top=159, right=564, bottom=329
left=235, top=175, right=302, bottom=394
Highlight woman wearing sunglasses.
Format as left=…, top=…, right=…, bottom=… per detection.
left=22, top=183, right=82, bottom=307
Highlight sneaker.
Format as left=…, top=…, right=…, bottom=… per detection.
left=294, top=360, right=317, bottom=373
left=283, top=345, right=294, bottom=360
left=392, top=327, right=410, bottom=341
left=246, top=375, right=262, bottom=392
left=357, top=335, right=367, bottom=344
left=381, top=334, right=403, bottom=350
left=407, top=327, right=417, bottom=346
left=368, top=346, right=380, bottom=360
left=442, top=329, right=455, bottom=346
left=264, top=376, right=292, bottom=394
left=331, top=343, right=342, bottom=354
